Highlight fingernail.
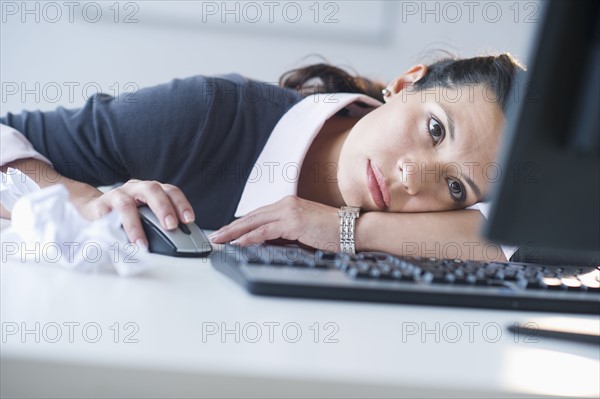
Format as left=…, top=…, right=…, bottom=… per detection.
left=209, top=231, right=220, bottom=239
left=165, top=215, right=177, bottom=230
left=135, top=239, right=148, bottom=248
left=183, top=210, right=194, bottom=223
left=230, top=239, right=240, bottom=246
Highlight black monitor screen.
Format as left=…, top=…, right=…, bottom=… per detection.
left=484, top=0, right=600, bottom=266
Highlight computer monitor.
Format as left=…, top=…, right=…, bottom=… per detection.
left=484, top=0, right=600, bottom=266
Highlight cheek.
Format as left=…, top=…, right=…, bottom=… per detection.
left=350, top=115, right=398, bottom=150
left=336, top=137, right=369, bottom=205
left=337, top=140, right=362, bottom=184
left=339, top=118, right=409, bottom=179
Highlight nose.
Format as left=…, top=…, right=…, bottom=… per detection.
left=398, top=160, right=439, bottom=195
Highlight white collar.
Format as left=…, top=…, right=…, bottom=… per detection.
left=234, top=92, right=382, bottom=217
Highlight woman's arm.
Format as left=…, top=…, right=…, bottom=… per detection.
left=210, top=196, right=507, bottom=262
left=356, top=209, right=507, bottom=262
left=1, top=158, right=103, bottom=219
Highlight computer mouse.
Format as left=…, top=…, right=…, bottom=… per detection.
left=135, top=206, right=212, bottom=257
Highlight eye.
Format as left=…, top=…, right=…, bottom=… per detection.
left=447, top=178, right=466, bottom=202
left=427, top=115, right=445, bottom=145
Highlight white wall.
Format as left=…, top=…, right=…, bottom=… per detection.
left=1, top=0, right=542, bottom=113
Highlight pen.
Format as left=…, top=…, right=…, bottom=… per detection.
left=507, top=324, right=600, bottom=345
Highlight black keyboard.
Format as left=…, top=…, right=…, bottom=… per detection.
left=210, top=244, right=600, bottom=314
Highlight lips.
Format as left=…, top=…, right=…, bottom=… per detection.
left=367, top=160, right=390, bottom=210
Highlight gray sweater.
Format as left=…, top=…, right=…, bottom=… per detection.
left=1, top=74, right=303, bottom=229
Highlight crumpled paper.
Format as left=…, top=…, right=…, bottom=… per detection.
left=1, top=167, right=153, bottom=276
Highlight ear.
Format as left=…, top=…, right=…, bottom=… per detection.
left=383, top=64, right=428, bottom=101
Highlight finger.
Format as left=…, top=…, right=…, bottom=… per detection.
left=231, top=222, right=282, bottom=247
left=161, top=183, right=195, bottom=224
left=211, top=212, right=269, bottom=243
left=216, top=199, right=283, bottom=234
left=86, top=200, right=111, bottom=220
left=127, top=180, right=179, bottom=231
left=109, top=191, right=148, bottom=247
left=211, top=211, right=279, bottom=243
left=212, top=209, right=263, bottom=236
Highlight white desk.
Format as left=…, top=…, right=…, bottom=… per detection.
left=1, top=219, right=599, bottom=398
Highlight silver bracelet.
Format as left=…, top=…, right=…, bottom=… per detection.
left=338, top=206, right=361, bottom=254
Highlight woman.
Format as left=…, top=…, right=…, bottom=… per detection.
left=0, top=54, right=524, bottom=261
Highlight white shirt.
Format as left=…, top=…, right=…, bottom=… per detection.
left=1, top=124, right=54, bottom=167
left=1, top=93, right=517, bottom=260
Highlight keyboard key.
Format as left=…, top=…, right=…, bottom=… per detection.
left=464, top=260, right=487, bottom=269
left=453, top=276, right=469, bottom=285
left=359, top=252, right=395, bottom=262
left=337, top=260, right=351, bottom=272
left=369, top=268, right=382, bottom=279
left=378, top=264, right=392, bottom=275
left=485, top=263, right=503, bottom=272
left=514, top=279, right=529, bottom=289
left=239, top=245, right=265, bottom=264
left=561, top=276, right=583, bottom=290
left=428, top=270, right=448, bottom=284
left=347, top=267, right=370, bottom=279
left=444, top=273, right=456, bottom=283
left=486, top=279, right=512, bottom=288
left=397, top=270, right=420, bottom=282
left=577, top=269, right=600, bottom=291
left=293, top=259, right=321, bottom=268
left=312, top=250, right=337, bottom=267
left=391, top=269, right=403, bottom=280
left=465, top=274, right=477, bottom=285
left=453, top=269, right=465, bottom=278
left=474, top=274, right=489, bottom=286
left=543, top=277, right=565, bottom=290
left=508, top=271, right=526, bottom=281
left=418, top=272, right=432, bottom=284
left=525, top=279, right=548, bottom=290
left=356, top=261, right=371, bottom=272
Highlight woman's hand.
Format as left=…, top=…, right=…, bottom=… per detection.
left=1, top=160, right=195, bottom=248
left=210, top=195, right=340, bottom=251
left=73, top=179, right=195, bottom=247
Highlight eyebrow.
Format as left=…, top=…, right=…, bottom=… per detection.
left=439, top=103, right=456, bottom=142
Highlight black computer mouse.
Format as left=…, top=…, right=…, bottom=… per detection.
left=136, top=206, right=212, bottom=257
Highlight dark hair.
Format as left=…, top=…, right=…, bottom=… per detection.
left=279, top=62, right=387, bottom=102
left=279, top=53, right=525, bottom=111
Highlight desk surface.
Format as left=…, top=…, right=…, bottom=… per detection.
left=1, top=220, right=599, bottom=398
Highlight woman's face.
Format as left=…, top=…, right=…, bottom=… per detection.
left=337, top=81, right=504, bottom=213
